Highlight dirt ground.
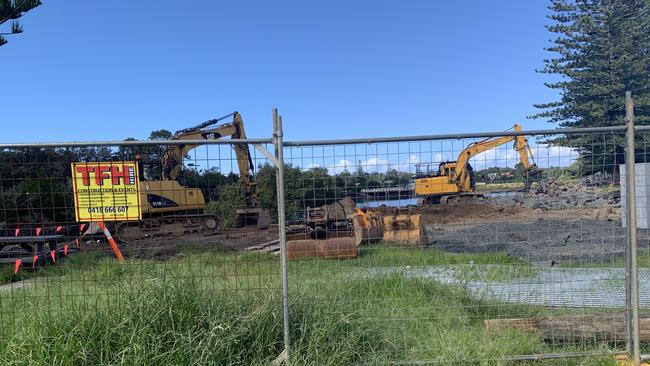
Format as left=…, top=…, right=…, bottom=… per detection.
left=419, top=199, right=605, bottom=226
left=421, top=200, right=638, bottom=265
left=81, top=226, right=279, bottom=261
left=88, top=190, right=632, bottom=266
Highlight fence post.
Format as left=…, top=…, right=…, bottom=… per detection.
left=624, top=91, right=640, bottom=366
left=273, top=108, right=291, bottom=364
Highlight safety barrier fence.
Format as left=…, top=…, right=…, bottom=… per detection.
left=0, top=99, right=646, bottom=365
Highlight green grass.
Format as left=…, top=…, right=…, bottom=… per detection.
left=0, top=251, right=107, bottom=285
left=291, top=246, right=540, bottom=283
left=561, top=249, right=650, bottom=268
left=0, top=247, right=619, bottom=365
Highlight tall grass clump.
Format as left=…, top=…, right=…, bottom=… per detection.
left=0, top=249, right=621, bottom=365
left=0, top=272, right=385, bottom=365
left=0, top=277, right=275, bottom=365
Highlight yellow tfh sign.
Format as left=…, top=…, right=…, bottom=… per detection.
left=71, top=161, right=142, bottom=222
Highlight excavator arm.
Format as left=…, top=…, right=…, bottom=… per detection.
left=161, top=111, right=258, bottom=206
left=452, top=124, right=537, bottom=191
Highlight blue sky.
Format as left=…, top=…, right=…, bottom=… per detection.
left=1, top=0, right=560, bottom=144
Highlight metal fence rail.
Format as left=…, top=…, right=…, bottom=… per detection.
left=0, top=101, right=646, bottom=365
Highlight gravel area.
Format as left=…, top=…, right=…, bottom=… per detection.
left=426, top=219, right=649, bottom=264
left=376, top=265, right=650, bottom=308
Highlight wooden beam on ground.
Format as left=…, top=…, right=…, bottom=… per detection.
left=244, top=239, right=280, bottom=252
left=259, top=244, right=280, bottom=253
left=485, top=313, right=650, bottom=343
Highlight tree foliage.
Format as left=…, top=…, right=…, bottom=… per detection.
left=533, top=0, right=650, bottom=171
left=0, top=0, right=41, bottom=47
left=0, top=138, right=415, bottom=227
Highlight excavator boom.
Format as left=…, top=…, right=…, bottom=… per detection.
left=116, top=112, right=270, bottom=241
left=161, top=112, right=260, bottom=208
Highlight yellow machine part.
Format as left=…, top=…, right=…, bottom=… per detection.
left=381, top=211, right=425, bottom=247
left=353, top=207, right=425, bottom=247
left=353, top=208, right=384, bottom=246
left=414, top=175, right=460, bottom=198
left=286, top=205, right=425, bottom=261
left=614, top=355, right=650, bottom=365
left=140, top=180, right=206, bottom=214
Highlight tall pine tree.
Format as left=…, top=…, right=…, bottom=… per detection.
left=0, top=0, right=41, bottom=46
left=533, top=0, right=650, bottom=172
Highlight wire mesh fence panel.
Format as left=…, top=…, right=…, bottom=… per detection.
left=281, top=129, right=628, bottom=364
left=0, top=140, right=286, bottom=365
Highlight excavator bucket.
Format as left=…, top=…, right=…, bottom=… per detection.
left=381, top=208, right=425, bottom=247
left=285, top=199, right=426, bottom=260
left=234, top=207, right=271, bottom=230
left=352, top=208, right=383, bottom=246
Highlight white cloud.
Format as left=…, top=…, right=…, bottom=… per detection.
left=469, top=143, right=578, bottom=170
left=397, top=154, right=420, bottom=173
left=472, top=146, right=519, bottom=170
left=326, top=155, right=420, bottom=175
left=433, top=153, right=445, bottom=162
left=327, top=159, right=354, bottom=174
left=533, top=144, right=578, bottom=168
left=361, top=157, right=390, bottom=173
left=305, top=143, right=578, bottom=176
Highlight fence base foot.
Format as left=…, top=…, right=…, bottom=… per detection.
left=271, top=348, right=288, bottom=366
left=615, top=355, right=648, bottom=366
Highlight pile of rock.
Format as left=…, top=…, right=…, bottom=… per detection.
left=580, top=172, right=614, bottom=187
left=520, top=177, right=619, bottom=218
left=485, top=177, right=621, bottom=220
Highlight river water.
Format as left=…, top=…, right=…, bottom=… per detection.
left=358, top=198, right=418, bottom=208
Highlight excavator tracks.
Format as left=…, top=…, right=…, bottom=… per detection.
left=114, top=214, right=221, bottom=242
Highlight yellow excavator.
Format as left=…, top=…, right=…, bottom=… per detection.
left=415, top=124, right=539, bottom=204
left=115, top=112, right=270, bottom=240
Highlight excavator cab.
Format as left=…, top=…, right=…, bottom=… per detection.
left=438, top=162, right=455, bottom=177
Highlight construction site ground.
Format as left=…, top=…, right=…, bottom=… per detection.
left=0, top=184, right=634, bottom=365
left=421, top=200, right=631, bottom=265
left=75, top=190, right=630, bottom=270
left=111, top=226, right=280, bottom=261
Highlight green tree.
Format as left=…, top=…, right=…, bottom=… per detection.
left=0, top=0, right=41, bottom=46
left=255, top=163, right=303, bottom=221
left=206, top=183, right=244, bottom=229
left=118, top=130, right=174, bottom=180
left=532, top=0, right=650, bottom=172
left=303, top=167, right=337, bottom=208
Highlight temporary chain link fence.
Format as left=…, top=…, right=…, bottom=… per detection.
left=0, top=102, right=647, bottom=365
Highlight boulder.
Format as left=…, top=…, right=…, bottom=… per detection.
left=522, top=198, right=540, bottom=209
left=591, top=204, right=612, bottom=220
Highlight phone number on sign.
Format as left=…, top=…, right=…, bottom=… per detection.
left=87, top=206, right=130, bottom=214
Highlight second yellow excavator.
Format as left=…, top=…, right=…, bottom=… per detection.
left=415, top=124, right=540, bottom=204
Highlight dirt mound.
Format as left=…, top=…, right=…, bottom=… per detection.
left=419, top=201, right=520, bottom=225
